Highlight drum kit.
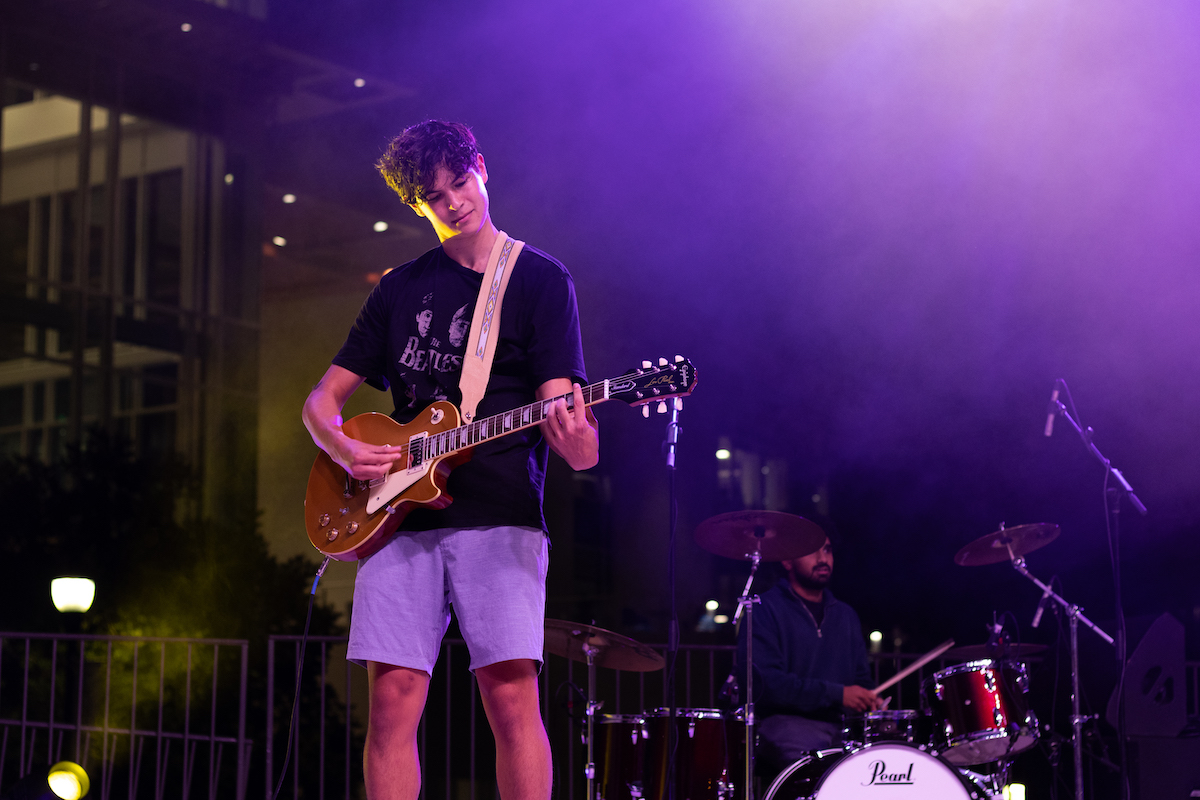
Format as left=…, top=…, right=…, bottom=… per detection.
left=546, top=512, right=1110, bottom=800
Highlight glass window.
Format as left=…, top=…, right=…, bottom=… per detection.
left=0, top=385, right=22, bottom=427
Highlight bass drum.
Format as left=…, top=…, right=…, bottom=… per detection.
left=763, top=742, right=988, bottom=800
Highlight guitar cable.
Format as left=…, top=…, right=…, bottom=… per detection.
left=272, top=556, right=331, bottom=800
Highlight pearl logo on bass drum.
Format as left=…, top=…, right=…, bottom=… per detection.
left=863, top=760, right=914, bottom=786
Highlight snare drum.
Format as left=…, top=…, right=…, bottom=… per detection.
left=763, top=742, right=988, bottom=799
left=924, top=659, right=1038, bottom=765
left=596, top=714, right=647, bottom=800
left=842, top=709, right=919, bottom=748
left=643, top=708, right=743, bottom=800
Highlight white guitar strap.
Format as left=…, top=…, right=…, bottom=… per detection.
left=459, top=231, right=524, bottom=422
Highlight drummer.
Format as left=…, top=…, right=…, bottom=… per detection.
left=737, top=535, right=881, bottom=775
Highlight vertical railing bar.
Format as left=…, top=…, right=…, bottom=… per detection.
left=708, top=649, right=716, bottom=707
left=443, top=641, right=451, bottom=800
left=345, top=656, right=353, bottom=800
left=76, top=638, right=87, bottom=768
left=1, top=725, right=8, bottom=790
left=20, top=638, right=30, bottom=780
left=183, top=642, right=193, bottom=800
left=685, top=649, right=692, bottom=708
left=131, top=732, right=144, bottom=800
left=156, top=642, right=166, bottom=800
left=565, top=657, right=573, bottom=800
left=48, top=637, right=58, bottom=770
left=129, top=640, right=140, bottom=800
left=238, top=642, right=248, bottom=800
left=318, top=642, right=327, bottom=800
left=266, top=638, right=275, bottom=800
left=291, top=641, right=300, bottom=800
left=103, top=640, right=113, bottom=800
left=469, top=672, right=476, bottom=800
left=209, top=646, right=220, bottom=800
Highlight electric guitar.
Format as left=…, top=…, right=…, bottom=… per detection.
left=305, top=356, right=697, bottom=560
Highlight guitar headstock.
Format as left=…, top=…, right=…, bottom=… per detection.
left=608, top=356, right=698, bottom=415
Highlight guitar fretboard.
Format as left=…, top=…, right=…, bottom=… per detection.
left=421, top=379, right=610, bottom=460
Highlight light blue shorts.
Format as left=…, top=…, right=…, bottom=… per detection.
left=346, top=525, right=549, bottom=674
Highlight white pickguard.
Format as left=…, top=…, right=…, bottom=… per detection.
left=366, top=461, right=432, bottom=515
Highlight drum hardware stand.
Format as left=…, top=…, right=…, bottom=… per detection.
left=583, top=640, right=601, bottom=800
left=1008, top=553, right=1113, bottom=800
left=734, top=552, right=763, bottom=800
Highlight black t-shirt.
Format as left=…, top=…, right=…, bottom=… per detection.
left=332, top=243, right=587, bottom=533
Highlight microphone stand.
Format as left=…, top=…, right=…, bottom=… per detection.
left=1047, top=382, right=1146, bottom=800
left=663, top=397, right=682, bottom=800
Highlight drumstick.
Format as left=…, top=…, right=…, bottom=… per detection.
left=873, top=638, right=955, bottom=694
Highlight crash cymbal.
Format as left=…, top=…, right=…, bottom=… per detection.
left=953, top=523, right=1061, bottom=567
left=544, top=619, right=665, bottom=672
left=694, top=510, right=827, bottom=562
left=945, top=642, right=1048, bottom=661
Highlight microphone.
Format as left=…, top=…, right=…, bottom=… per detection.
left=1032, top=583, right=1054, bottom=628
left=1043, top=382, right=1060, bottom=437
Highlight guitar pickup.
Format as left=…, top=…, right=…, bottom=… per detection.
left=407, top=431, right=427, bottom=469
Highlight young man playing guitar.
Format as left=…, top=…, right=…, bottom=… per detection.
left=302, top=120, right=598, bottom=800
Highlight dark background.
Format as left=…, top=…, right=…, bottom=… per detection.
left=265, top=0, right=1199, bottom=655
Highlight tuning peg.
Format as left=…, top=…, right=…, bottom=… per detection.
left=658, top=357, right=668, bottom=366
left=675, top=355, right=684, bottom=363
left=642, top=405, right=650, bottom=418
left=642, top=360, right=652, bottom=369
left=657, top=401, right=667, bottom=414
left=674, top=397, right=683, bottom=411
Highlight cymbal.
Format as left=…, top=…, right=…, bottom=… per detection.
left=544, top=620, right=665, bottom=672
left=953, top=523, right=1061, bottom=566
left=945, top=642, right=1048, bottom=661
left=694, top=510, right=826, bottom=562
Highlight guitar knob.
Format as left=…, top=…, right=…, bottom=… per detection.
left=318, top=513, right=331, bottom=527
left=346, top=521, right=359, bottom=535
left=339, top=507, right=349, bottom=516
left=326, top=528, right=340, bottom=542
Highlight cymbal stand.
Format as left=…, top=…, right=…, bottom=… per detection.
left=1009, top=554, right=1113, bottom=800
left=583, top=640, right=601, bottom=800
left=735, top=551, right=763, bottom=800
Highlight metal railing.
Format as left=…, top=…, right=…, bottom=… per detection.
left=6, top=631, right=1198, bottom=800
left=0, top=633, right=250, bottom=800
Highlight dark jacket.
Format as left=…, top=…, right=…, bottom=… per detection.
left=737, top=580, right=874, bottom=720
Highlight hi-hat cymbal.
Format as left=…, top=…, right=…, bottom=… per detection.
left=953, top=523, right=1061, bottom=567
left=544, top=620, right=665, bottom=672
left=945, top=642, right=1048, bottom=661
left=694, top=510, right=827, bottom=562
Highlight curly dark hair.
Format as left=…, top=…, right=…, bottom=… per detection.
left=376, top=120, right=480, bottom=205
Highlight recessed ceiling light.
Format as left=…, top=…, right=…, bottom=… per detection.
left=272, top=236, right=286, bottom=247
left=282, top=193, right=296, bottom=204
left=373, top=221, right=388, bottom=232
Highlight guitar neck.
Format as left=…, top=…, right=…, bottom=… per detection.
left=424, top=380, right=609, bottom=459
